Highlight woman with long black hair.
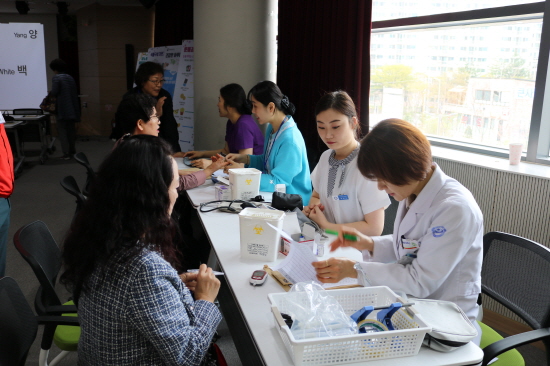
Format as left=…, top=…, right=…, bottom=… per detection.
left=61, top=135, right=221, bottom=365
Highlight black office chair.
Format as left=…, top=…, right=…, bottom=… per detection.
left=74, top=152, right=96, bottom=196
left=0, top=277, right=79, bottom=366
left=60, top=175, right=87, bottom=218
left=480, top=231, right=550, bottom=366
left=381, top=196, right=399, bottom=236
left=13, top=221, right=80, bottom=365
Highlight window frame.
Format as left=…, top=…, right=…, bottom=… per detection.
left=370, top=2, right=550, bottom=164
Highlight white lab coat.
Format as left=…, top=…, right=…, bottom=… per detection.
left=357, top=164, right=483, bottom=322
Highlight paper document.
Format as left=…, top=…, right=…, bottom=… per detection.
left=267, top=223, right=357, bottom=289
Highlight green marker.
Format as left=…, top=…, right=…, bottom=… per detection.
left=324, top=229, right=358, bottom=242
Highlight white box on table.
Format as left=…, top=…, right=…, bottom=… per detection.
left=239, top=208, right=285, bottom=261
left=228, top=168, right=261, bottom=200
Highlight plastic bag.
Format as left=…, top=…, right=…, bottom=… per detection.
left=285, top=282, right=357, bottom=340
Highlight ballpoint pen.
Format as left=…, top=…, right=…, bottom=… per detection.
left=324, top=229, right=358, bottom=242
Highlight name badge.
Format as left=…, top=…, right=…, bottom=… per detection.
left=401, top=238, right=420, bottom=250
left=332, top=194, right=349, bottom=201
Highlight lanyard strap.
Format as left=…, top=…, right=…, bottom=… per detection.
left=265, top=116, right=290, bottom=173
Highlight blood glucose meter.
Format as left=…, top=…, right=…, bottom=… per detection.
left=249, top=270, right=268, bottom=286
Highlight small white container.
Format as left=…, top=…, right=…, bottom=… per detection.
left=228, top=168, right=262, bottom=200
left=239, top=208, right=285, bottom=261
left=214, top=185, right=231, bottom=200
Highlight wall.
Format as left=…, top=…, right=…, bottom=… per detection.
left=434, top=156, right=550, bottom=323
left=76, top=4, right=153, bottom=136
left=193, top=0, right=277, bottom=150
left=0, top=13, right=58, bottom=90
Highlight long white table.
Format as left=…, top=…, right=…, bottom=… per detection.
left=186, top=182, right=484, bottom=366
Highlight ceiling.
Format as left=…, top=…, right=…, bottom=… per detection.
left=0, top=0, right=143, bottom=15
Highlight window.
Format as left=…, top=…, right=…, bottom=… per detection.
left=370, top=1, right=550, bottom=163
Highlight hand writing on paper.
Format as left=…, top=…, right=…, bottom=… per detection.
left=311, top=257, right=358, bottom=283
left=329, top=226, right=374, bottom=253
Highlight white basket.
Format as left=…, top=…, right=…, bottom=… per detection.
left=268, top=286, right=431, bottom=365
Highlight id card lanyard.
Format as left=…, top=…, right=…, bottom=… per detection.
left=265, top=116, right=290, bottom=173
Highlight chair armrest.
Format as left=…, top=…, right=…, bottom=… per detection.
left=482, top=328, right=550, bottom=366
left=44, top=304, right=78, bottom=314
left=36, top=315, right=80, bottom=327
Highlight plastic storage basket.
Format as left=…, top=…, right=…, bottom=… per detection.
left=268, top=286, right=431, bottom=365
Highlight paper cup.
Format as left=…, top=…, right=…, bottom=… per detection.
left=509, top=143, right=523, bottom=165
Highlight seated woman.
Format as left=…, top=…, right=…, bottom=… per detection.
left=115, top=93, right=226, bottom=190
left=61, top=135, right=222, bottom=365
left=179, top=83, right=264, bottom=169
left=312, top=119, right=483, bottom=325
left=304, top=91, right=389, bottom=235
left=226, top=81, right=312, bottom=205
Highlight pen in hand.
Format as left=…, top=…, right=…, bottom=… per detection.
left=324, top=229, right=358, bottom=242
left=187, top=269, right=225, bottom=276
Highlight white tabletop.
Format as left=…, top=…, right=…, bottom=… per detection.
left=187, top=184, right=484, bottom=366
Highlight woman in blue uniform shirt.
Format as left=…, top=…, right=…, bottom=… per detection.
left=226, top=81, right=312, bottom=205
left=312, top=119, right=483, bottom=326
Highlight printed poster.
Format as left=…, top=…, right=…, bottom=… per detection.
left=0, top=23, right=47, bottom=110
left=147, top=45, right=181, bottom=99
left=173, top=40, right=194, bottom=151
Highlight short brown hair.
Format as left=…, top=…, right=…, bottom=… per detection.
left=358, top=119, right=432, bottom=186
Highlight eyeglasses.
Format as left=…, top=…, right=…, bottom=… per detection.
left=148, top=79, right=165, bottom=85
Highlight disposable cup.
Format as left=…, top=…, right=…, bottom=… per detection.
left=509, top=143, right=523, bottom=165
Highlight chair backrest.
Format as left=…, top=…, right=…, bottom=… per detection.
left=13, top=221, right=64, bottom=314
left=12, top=108, right=43, bottom=115
left=74, top=152, right=96, bottom=195
left=381, top=196, right=399, bottom=236
left=482, top=231, right=550, bottom=331
left=0, top=277, right=38, bottom=366
left=60, top=175, right=87, bottom=214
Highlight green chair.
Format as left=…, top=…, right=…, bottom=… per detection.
left=13, top=220, right=80, bottom=366
left=479, top=231, right=550, bottom=366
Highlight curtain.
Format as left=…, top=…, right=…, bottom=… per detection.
left=277, top=0, right=372, bottom=168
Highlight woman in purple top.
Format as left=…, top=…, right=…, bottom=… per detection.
left=178, top=83, right=264, bottom=168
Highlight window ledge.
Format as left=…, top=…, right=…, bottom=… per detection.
left=431, top=145, right=550, bottom=180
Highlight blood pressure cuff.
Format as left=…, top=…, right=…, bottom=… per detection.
left=271, top=192, right=303, bottom=211
left=412, top=298, right=478, bottom=352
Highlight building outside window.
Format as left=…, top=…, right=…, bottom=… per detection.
left=369, top=1, right=550, bottom=162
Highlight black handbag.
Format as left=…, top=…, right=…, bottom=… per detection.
left=271, top=192, right=303, bottom=211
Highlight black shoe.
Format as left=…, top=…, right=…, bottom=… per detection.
left=59, top=154, right=71, bottom=160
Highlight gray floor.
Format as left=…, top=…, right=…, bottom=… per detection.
left=5, top=136, right=242, bottom=365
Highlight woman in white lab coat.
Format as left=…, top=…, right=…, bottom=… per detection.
left=304, top=91, right=390, bottom=235
left=312, top=119, right=483, bottom=324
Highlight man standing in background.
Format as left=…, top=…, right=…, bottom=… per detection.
left=0, top=113, right=14, bottom=277
left=49, top=58, right=80, bottom=160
